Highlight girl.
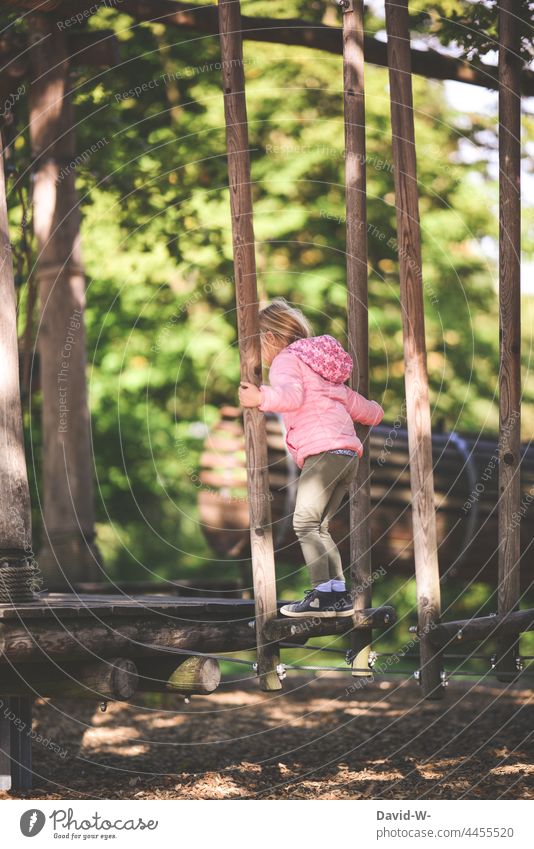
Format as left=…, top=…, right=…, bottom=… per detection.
left=239, top=297, right=384, bottom=618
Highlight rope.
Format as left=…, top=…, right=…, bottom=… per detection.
left=0, top=561, right=41, bottom=604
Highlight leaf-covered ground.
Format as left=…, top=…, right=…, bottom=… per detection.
left=2, top=675, right=532, bottom=800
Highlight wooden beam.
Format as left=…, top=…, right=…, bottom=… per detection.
left=28, top=12, right=102, bottom=588
left=429, top=609, right=534, bottom=648
left=495, top=0, right=522, bottom=682
left=0, top=657, right=138, bottom=700
left=136, top=655, right=221, bottom=695
left=116, top=0, right=534, bottom=96
left=264, top=605, right=396, bottom=643
left=0, top=617, right=258, bottom=663
left=218, top=0, right=281, bottom=692
left=340, top=1, right=374, bottom=680
left=385, top=0, right=443, bottom=700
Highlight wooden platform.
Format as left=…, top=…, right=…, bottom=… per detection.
left=0, top=593, right=261, bottom=622
left=0, top=594, right=396, bottom=663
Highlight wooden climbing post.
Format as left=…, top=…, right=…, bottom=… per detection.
left=28, top=11, right=101, bottom=590
left=0, top=132, right=35, bottom=790
left=218, top=0, right=281, bottom=691
left=340, top=0, right=373, bottom=678
left=495, top=0, right=522, bottom=682
left=385, top=0, right=443, bottom=698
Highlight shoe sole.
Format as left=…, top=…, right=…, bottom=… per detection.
left=280, top=605, right=355, bottom=619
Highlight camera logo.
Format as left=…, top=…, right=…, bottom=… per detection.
left=20, top=809, right=46, bottom=837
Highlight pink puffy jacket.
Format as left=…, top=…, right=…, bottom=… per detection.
left=258, top=335, right=384, bottom=468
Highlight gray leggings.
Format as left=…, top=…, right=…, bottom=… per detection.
left=293, top=450, right=359, bottom=587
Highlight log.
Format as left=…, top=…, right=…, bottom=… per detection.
left=495, top=0, right=522, bottom=682
left=114, top=0, right=534, bottom=95
left=385, top=0, right=443, bottom=699
left=218, top=0, right=281, bottom=692
left=136, top=655, right=221, bottom=695
left=264, top=606, right=396, bottom=643
left=28, top=12, right=102, bottom=588
left=0, top=657, right=138, bottom=700
left=0, top=617, right=258, bottom=663
left=341, top=0, right=374, bottom=679
left=429, top=609, right=534, bottom=648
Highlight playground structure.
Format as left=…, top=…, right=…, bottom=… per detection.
left=199, top=409, right=534, bottom=587
left=0, top=0, right=532, bottom=792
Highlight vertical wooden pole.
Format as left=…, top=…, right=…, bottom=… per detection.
left=340, top=1, right=373, bottom=678
left=0, top=133, right=35, bottom=790
left=28, top=13, right=101, bottom=590
left=385, top=0, right=443, bottom=698
left=218, top=0, right=281, bottom=691
left=496, top=0, right=522, bottom=681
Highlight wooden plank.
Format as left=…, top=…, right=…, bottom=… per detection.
left=0, top=593, right=262, bottom=620
left=495, top=0, right=522, bottom=682
left=385, top=0, right=443, bottom=699
left=341, top=0, right=374, bottom=679
left=0, top=617, right=259, bottom=663
left=264, top=605, right=396, bottom=643
left=430, top=609, right=534, bottom=648
left=218, top=0, right=281, bottom=691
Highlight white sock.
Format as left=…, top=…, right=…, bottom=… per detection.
left=316, top=580, right=333, bottom=592
left=331, top=580, right=346, bottom=592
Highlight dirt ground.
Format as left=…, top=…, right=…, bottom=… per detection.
left=1, top=675, right=533, bottom=800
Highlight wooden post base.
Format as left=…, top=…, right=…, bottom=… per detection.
left=0, top=696, right=33, bottom=791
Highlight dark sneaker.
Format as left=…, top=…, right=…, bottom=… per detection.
left=332, top=591, right=355, bottom=617
left=280, top=588, right=355, bottom=618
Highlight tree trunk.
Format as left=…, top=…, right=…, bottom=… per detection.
left=28, top=12, right=101, bottom=588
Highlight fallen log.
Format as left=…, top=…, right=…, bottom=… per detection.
left=136, top=655, right=221, bottom=695
left=0, top=617, right=258, bottom=664
left=0, top=657, right=138, bottom=700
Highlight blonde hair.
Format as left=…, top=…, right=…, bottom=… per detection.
left=259, top=297, right=312, bottom=346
